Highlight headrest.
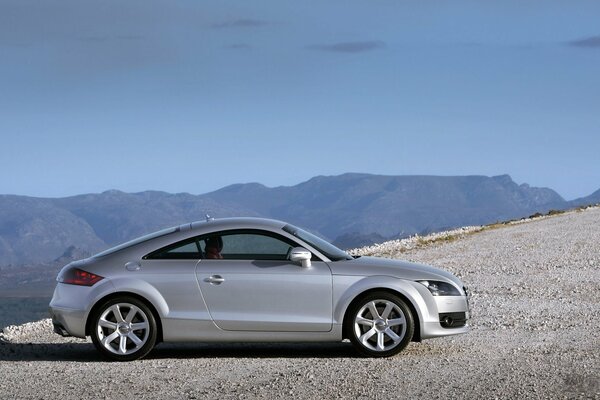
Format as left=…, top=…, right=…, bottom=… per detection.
left=205, top=236, right=223, bottom=252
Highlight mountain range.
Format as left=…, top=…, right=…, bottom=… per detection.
left=0, top=173, right=598, bottom=267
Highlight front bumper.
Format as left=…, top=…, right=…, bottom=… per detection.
left=412, top=282, right=471, bottom=339
left=439, top=311, right=468, bottom=328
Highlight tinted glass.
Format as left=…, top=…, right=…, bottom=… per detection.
left=94, top=226, right=178, bottom=258
left=145, top=238, right=201, bottom=260
left=282, top=224, right=352, bottom=261
left=199, top=231, right=294, bottom=261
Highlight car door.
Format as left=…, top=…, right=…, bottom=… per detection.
left=195, top=229, right=333, bottom=332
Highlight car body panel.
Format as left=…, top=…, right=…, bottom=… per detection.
left=331, top=275, right=427, bottom=326
left=330, top=256, right=465, bottom=293
left=160, top=318, right=343, bottom=342
left=196, top=259, right=333, bottom=332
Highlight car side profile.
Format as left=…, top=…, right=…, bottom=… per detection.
left=49, top=217, right=470, bottom=361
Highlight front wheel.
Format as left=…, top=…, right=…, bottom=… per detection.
left=90, top=296, right=157, bottom=361
left=346, top=292, right=414, bottom=357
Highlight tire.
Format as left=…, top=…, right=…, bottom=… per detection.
left=90, top=296, right=158, bottom=361
left=345, top=291, right=414, bottom=357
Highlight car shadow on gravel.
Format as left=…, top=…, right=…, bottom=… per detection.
left=0, top=342, right=358, bottom=362
left=149, top=342, right=357, bottom=359
left=0, top=342, right=101, bottom=362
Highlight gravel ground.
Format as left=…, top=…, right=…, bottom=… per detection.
left=1, top=207, right=599, bottom=399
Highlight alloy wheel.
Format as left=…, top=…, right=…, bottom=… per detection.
left=354, top=299, right=407, bottom=352
left=96, top=303, right=151, bottom=356
left=346, top=292, right=414, bottom=357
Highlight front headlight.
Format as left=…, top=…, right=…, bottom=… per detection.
left=417, top=280, right=461, bottom=296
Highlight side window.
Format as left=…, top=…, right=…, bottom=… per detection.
left=199, top=231, right=294, bottom=261
left=145, top=238, right=201, bottom=260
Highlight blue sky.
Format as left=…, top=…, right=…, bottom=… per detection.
left=1, top=0, right=599, bottom=200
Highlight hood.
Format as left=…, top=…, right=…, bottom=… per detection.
left=329, top=256, right=464, bottom=288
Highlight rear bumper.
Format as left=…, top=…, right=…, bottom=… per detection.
left=51, top=317, right=71, bottom=337
left=49, top=305, right=86, bottom=338
left=49, top=279, right=115, bottom=339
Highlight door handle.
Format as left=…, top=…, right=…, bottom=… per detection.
left=204, top=275, right=225, bottom=285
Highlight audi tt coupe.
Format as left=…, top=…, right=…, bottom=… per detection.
left=50, top=217, right=470, bottom=361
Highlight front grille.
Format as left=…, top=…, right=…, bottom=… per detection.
left=439, top=312, right=467, bottom=328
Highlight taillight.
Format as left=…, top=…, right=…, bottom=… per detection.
left=58, top=268, right=104, bottom=286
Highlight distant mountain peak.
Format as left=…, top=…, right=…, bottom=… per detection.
left=53, top=246, right=91, bottom=263
left=212, top=182, right=269, bottom=195
left=101, top=189, right=125, bottom=195
left=491, top=174, right=514, bottom=184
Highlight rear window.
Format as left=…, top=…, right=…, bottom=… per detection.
left=93, top=226, right=179, bottom=258
left=144, top=237, right=201, bottom=260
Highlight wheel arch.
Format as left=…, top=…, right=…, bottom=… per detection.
left=85, top=291, right=164, bottom=343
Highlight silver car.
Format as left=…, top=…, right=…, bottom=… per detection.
left=50, top=217, right=470, bottom=361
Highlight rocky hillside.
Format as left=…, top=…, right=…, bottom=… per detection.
left=571, top=188, right=600, bottom=207
left=0, top=173, right=593, bottom=266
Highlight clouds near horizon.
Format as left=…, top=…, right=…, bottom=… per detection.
left=307, top=40, right=385, bottom=53
left=568, top=35, right=600, bottom=48
left=211, top=19, right=269, bottom=29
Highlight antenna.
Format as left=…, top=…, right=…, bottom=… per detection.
left=205, top=214, right=214, bottom=222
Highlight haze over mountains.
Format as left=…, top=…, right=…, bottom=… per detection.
left=1, top=173, right=598, bottom=267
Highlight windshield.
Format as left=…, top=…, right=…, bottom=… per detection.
left=93, top=226, right=179, bottom=258
left=283, top=224, right=352, bottom=261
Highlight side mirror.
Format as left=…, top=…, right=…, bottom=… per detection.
left=289, top=247, right=312, bottom=268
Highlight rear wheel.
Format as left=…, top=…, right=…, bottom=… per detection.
left=91, top=296, right=157, bottom=361
left=346, top=292, right=414, bottom=357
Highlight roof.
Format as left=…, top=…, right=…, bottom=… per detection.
left=183, top=217, right=288, bottom=233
